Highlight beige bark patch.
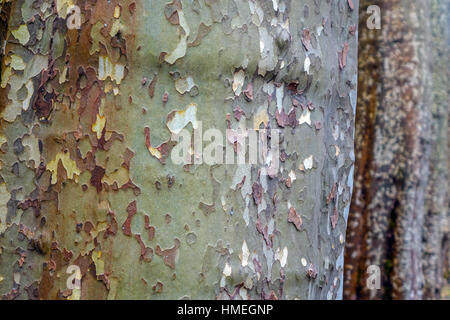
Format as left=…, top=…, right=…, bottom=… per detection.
left=164, top=10, right=190, bottom=64
left=0, top=183, right=10, bottom=234
left=102, top=168, right=130, bottom=188
left=175, top=76, right=196, bottom=95
left=11, top=25, right=30, bottom=45
left=232, top=69, right=245, bottom=96
left=276, top=247, right=288, bottom=268
left=114, top=5, right=121, bottom=18
left=92, top=114, right=106, bottom=139
left=303, top=155, right=314, bottom=170
left=299, top=109, right=311, bottom=126
left=47, top=152, right=81, bottom=184
left=98, top=56, right=125, bottom=84
left=240, top=241, right=250, bottom=267
left=253, top=107, right=269, bottom=130
left=304, top=56, right=311, bottom=74
left=11, top=55, right=26, bottom=71
left=166, top=103, right=198, bottom=135
left=223, top=262, right=232, bottom=277
left=301, top=258, right=307, bottom=267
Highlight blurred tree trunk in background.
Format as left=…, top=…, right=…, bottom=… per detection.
left=344, top=0, right=449, bottom=300
left=423, top=0, right=450, bottom=300
left=0, top=1, right=359, bottom=299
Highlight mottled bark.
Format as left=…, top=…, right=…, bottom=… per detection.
left=423, top=0, right=450, bottom=300
left=343, top=0, right=380, bottom=301
left=0, top=0, right=358, bottom=300
left=344, top=0, right=448, bottom=300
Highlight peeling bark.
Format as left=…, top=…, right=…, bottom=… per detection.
left=1, top=0, right=358, bottom=299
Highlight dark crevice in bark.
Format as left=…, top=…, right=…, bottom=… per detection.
left=343, top=1, right=380, bottom=300
left=383, top=198, right=399, bottom=300
left=355, top=264, right=363, bottom=298
left=442, top=235, right=450, bottom=288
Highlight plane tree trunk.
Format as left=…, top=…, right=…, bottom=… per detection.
left=0, top=0, right=358, bottom=299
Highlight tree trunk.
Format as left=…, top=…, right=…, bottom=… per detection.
left=344, top=0, right=449, bottom=300
left=0, top=0, right=358, bottom=299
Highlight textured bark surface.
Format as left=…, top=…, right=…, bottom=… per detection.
left=0, top=1, right=358, bottom=299
left=423, top=0, right=450, bottom=300
left=344, top=0, right=449, bottom=300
